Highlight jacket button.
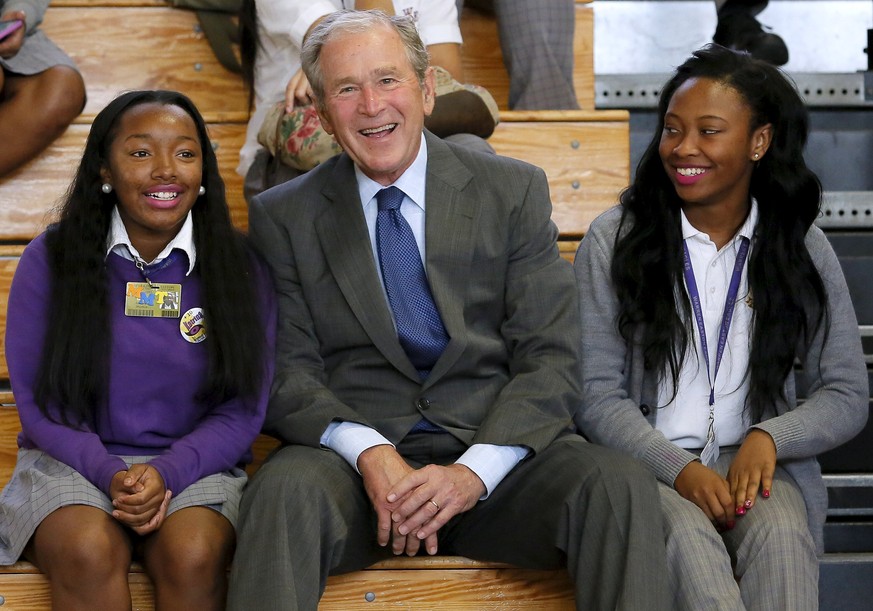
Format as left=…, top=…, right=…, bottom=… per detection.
left=639, top=404, right=651, bottom=416
left=417, top=398, right=431, bottom=410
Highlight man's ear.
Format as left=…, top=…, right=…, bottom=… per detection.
left=315, top=103, right=335, bottom=136
left=422, top=66, right=436, bottom=117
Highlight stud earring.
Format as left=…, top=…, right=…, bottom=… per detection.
left=101, top=183, right=113, bottom=194
left=753, top=153, right=760, bottom=160
left=198, top=185, right=206, bottom=196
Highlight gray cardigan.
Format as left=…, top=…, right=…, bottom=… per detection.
left=573, top=206, right=869, bottom=554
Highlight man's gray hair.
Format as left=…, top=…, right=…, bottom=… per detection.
left=301, top=10, right=431, bottom=109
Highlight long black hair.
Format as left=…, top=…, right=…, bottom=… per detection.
left=36, top=89, right=267, bottom=426
left=612, top=44, right=826, bottom=421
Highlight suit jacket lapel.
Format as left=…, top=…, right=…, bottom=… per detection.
left=420, top=133, right=477, bottom=385
left=315, top=156, right=420, bottom=380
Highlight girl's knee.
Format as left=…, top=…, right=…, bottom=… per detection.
left=23, top=67, right=86, bottom=126
left=147, top=512, right=234, bottom=585
left=34, top=510, right=130, bottom=581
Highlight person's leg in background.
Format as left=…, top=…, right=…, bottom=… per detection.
left=456, top=0, right=580, bottom=110
left=713, top=0, right=789, bottom=65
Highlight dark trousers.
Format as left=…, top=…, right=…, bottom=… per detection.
left=227, top=434, right=670, bottom=611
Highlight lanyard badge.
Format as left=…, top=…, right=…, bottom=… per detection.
left=125, top=282, right=182, bottom=318
left=682, top=236, right=750, bottom=466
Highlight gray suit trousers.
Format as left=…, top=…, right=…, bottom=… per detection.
left=227, top=434, right=670, bottom=610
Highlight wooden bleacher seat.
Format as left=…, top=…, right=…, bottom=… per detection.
left=0, top=248, right=19, bottom=386
left=0, top=0, right=626, bottom=244
left=43, top=1, right=248, bottom=124
left=0, top=113, right=627, bottom=243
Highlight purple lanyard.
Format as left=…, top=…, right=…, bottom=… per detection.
left=682, top=236, right=750, bottom=407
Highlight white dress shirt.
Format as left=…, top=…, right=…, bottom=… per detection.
left=106, top=207, right=196, bottom=274
left=655, top=201, right=758, bottom=449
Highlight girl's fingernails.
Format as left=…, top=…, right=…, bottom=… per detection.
left=763, top=489, right=771, bottom=499
left=727, top=520, right=736, bottom=530
left=744, top=499, right=752, bottom=509
left=736, top=506, right=746, bottom=515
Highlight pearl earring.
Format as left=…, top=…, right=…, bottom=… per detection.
left=198, top=185, right=206, bottom=196
left=101, top=183, right=113, bottom=194
left=753, top=153, right=760, bottom=160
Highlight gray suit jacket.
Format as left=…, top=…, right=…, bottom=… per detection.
left=573, top=205, right=869, bottom=553
left=249, top=131, right=580, bottom=456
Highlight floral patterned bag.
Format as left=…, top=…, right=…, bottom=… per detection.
left=257, top=103, right=341, bottom=171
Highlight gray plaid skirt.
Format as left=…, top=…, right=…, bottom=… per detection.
left=0, top=29, right=79, bottom=76
left=0, top=449, right=247, bottom=565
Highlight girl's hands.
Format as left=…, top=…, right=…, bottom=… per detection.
left=109, top=463, right=172, bottom=534
left=0, top=11, right=26, bottom=60
left=674, top=460, right=736, bottom=529
left=727, top=429, right=776, bottom=513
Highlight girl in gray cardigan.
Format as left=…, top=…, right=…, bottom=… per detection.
left=574, top=45, right=868, bottom=610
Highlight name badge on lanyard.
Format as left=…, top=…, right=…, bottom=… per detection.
left=125, top=282, right=182, bottom=318
left=124, top=251, right=182, bottom=318
left=683, top=236, right=750, bottom=466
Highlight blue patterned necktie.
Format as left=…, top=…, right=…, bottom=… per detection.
left=376, top=186, right=449, bottom=380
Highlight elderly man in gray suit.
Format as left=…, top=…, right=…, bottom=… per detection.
left=227, top=9, right=669, bottom=611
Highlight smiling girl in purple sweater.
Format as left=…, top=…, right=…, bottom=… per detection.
left=0, top=90, right=276, bottom=611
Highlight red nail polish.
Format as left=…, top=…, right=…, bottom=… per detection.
left=727, top=520, right=736, bottom=530
left=763, top=489, right=771, bottom=499
left=744, top=499, right=752, bottom=509
left=736, top=506, right=746, bottom=515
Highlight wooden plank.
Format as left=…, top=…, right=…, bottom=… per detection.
left=0, top=406, right=19, bottom=486
left=52, top=1, right=166, bottom=6
left=0, top=116, right=624, bottom=242
left=0, top=123, right=246, bottom=243
left=0, top=257, right=20, bottom=383
left=559, top=239, right=581, bottom=263
left=490, top=116, right=628, bottom=238
left=0, top=562, right=573, bottom=611
left=319, top=568, right=574, bottom=609
left=40, top=7, right=248, bottom=124
left=460, top=4, right=594, bottom=110
left=0, top=572, right=155, bottom=611
left=247, top=433, right=280, bottom=476
left=47, top=2, right=592, bottom=113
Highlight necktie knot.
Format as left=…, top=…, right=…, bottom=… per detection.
left=377, top=186, right=404, bottom=212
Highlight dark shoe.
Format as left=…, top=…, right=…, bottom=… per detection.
left=713, top=11, right=789, bottom=65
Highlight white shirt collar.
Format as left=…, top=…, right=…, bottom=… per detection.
left=680, top=198, right=759, bottom=245
left=355, top=132, right=428, bottom=211
left=106, top=207, right=197, bottom=275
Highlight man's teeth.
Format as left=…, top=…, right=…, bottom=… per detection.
left=149, top=192, right=179, bottom=200
left=677, top=168, right=706, bottom=176
left=361, top=124, right=396, bottom=135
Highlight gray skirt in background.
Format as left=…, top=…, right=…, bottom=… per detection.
left=0, top=29, right=79, bottom=75
left=0, top=449, right=247, bottom=566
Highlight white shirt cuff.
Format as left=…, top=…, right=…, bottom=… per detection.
left=456, top=444, right=530, bottom=499
left=321, top=421, right=394, bottom=473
